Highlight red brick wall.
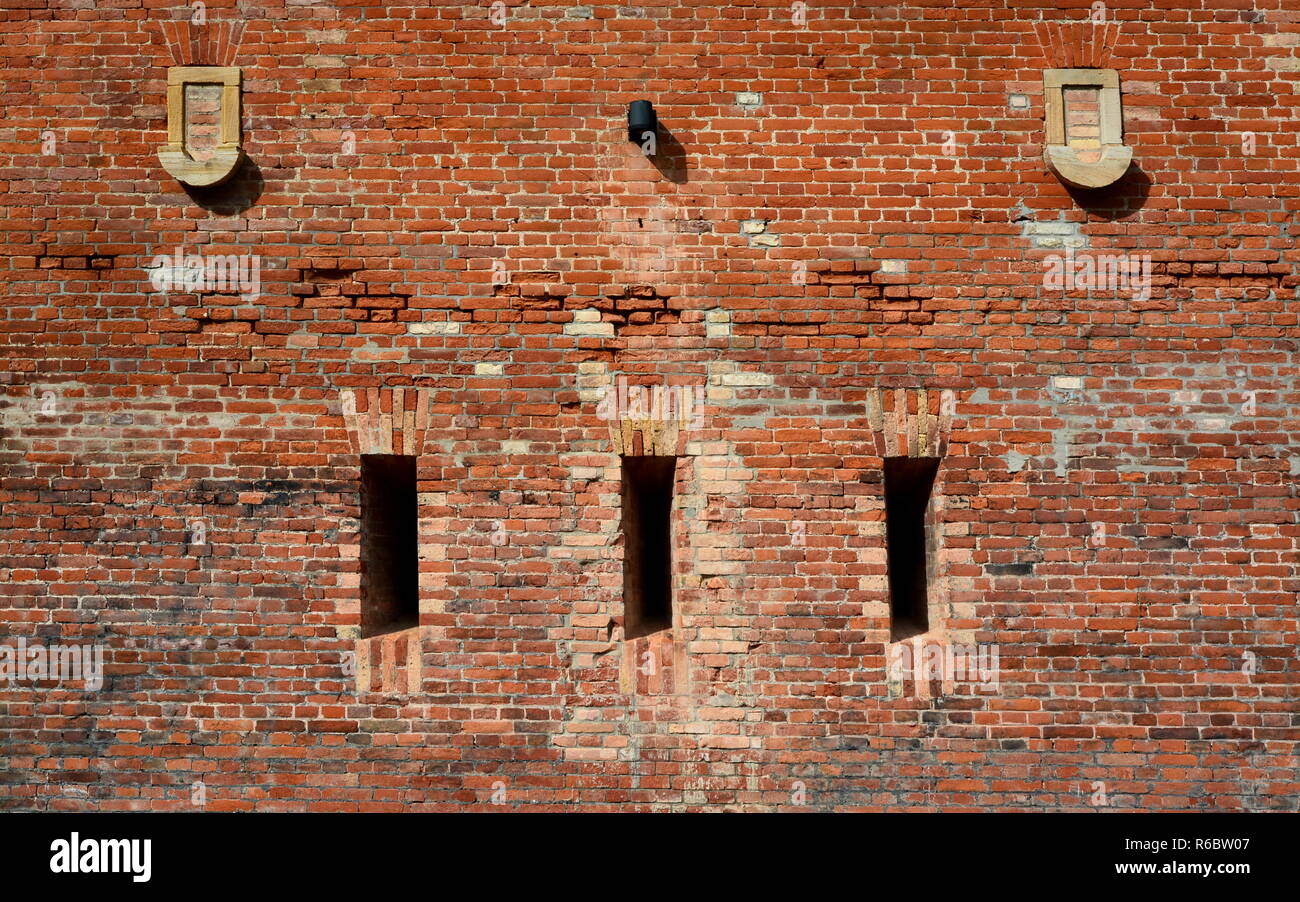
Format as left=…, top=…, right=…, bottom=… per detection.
left=1, top=0, right=1297, bottom=811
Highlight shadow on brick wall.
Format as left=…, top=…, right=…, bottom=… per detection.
left=650, top=125, right=689, bottom=184
left=183, top=155, right=264, bottom=215
left=1066, top=163, right=1152, bottom=220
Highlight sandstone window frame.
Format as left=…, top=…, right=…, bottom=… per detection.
left=157, top=65, right=244, bottom=187
left=1042, top=67, right=1132, bottom=189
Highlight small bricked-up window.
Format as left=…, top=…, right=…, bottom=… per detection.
left=360, top=454, right=419, bottom=638
left=621, top=455, right=676, bottom=639
left=1062, top=85, right=1103, bottom=163
left=883, top=456, right=941, bottom=641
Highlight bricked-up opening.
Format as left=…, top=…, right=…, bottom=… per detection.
left=360, top=454, right=419, bottom=638
left=884, top=456, right=941, bottom=641
left=1063, top=85, right=1103, bottom=163
left=621, top=455, right=676, bottom=639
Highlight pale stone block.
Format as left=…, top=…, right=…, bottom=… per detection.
left=565, top=319, right=614, bottom=337
left=409, top=321, right=461, bottom=334
left=719, top=372, right=773, bottom=387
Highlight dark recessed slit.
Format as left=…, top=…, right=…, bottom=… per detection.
left=884, top=456, right=940, bottom=642
left=622, top=455, right=675, bottom=639
left=360, top=454, right=419, bottom=637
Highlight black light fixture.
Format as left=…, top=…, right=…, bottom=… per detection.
left=627, top=100, right=657, bottom=142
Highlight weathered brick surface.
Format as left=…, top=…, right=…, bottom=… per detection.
left=0, top=1, right=1297, bottom=811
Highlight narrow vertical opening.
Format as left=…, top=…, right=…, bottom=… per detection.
left=621, top=455, right=676, bottom=639
left=884, top=456, right=940, bottom=641
left=360, top=454, right=419, bottom=638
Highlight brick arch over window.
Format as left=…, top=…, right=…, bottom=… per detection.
left=340, top=387, right=438, bottom=458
